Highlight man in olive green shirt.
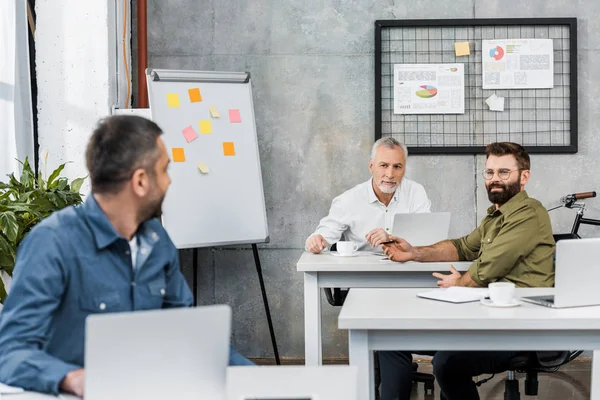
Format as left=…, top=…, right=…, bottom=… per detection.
left=377, top=142, right=555, bottom=400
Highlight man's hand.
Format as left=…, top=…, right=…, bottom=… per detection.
left=306, top=234, right=328, bottom=254
left=60, top=368, right=84, bottom=397
left=432, top=265, right=461, bottom=288
left=365, top=228, right=391, bottom=248
left=382, top=236, right=416, bottom=262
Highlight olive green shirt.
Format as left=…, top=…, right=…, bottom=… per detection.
left=450, top=191, right=555, bottom=288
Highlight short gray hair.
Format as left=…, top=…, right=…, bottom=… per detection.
left=371, top=137, right=408, bottom=160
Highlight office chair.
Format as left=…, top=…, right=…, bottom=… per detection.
left=323, top=243, right=436, bottom=399
left=502, top=233, right=581, bottom=400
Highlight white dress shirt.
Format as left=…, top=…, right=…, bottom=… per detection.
left=307, top=178, right=431, bottom=251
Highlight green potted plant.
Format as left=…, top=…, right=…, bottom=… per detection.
left=0, top=156, right=85, bottom=302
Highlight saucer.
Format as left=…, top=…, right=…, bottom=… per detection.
left=330, top=251, right=358, bottom=258
left=480, top=298, right=522, bottom=308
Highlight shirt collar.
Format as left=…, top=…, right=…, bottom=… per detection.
left=82, top=195, right=159, bottom=249
left=368, top=177, right=400, bottom=204
left=486, top=190, right=529, bottom=215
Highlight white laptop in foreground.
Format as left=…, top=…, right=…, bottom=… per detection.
left=227, top=365, right=358, bottom=400
left=392, top=212, right=451, bottom=246
left=522, top=238, right=600, bottom=308
left=85, top=305, right=231, bottom=400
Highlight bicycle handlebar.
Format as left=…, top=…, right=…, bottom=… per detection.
left=560, top=191, right=597, bottom=203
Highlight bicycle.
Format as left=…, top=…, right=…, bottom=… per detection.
left=548, top=190, right=599, bottom=240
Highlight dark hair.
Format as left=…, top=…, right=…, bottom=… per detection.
left=86, top=115, right=163, bottom=194
left=485, top=142, right=530, bottom=171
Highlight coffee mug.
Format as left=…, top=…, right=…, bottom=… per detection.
left=488, top=282, right=516, bottom=305
left=336, top=241, right=358, bottom=256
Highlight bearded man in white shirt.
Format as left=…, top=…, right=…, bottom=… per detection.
left=305, top=137, right=431, bottom=253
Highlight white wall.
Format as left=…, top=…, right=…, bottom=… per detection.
left=35, top=0, right=119, bottom=185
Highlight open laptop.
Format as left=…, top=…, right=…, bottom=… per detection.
left=85, top=305, right=231, bottom=400
left=522, top=238, right=600, bottom=308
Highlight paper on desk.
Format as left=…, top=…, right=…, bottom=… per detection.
left=0, top=382, right=25, bottom=394
left=485, top=94, right=505, bottom=111
left=417, top=287, right=489, bottom=304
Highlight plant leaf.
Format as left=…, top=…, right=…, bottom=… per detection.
left=0, top=211, right=19, bottom=242
left=70, top=177, right=86, bottom=194
left=0, top=278, right=7, bottom=304
left=47, top=163, right=66, bottom=188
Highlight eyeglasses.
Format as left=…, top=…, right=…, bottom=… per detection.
left=482, top=168, right=520, bottom=180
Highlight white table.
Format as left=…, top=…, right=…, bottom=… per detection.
left=338, top=288, right=600, bottom=400
left=297, top=251, right=471, bottom=365
left=3, top=392, right=79, bottom=399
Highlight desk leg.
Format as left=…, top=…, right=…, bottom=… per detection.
left=304, top=272, right=322, bottom=365
left=349, top=330, right=374, bottom=400
left=592, top=350, right=600, bottom=400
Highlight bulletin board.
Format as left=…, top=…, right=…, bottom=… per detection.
left=146, top=69, right=269, bottom=249
left=375, top=18, right=578, bottom=154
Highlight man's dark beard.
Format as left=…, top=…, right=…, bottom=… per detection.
left=486, top=176, right=521, bottom=205
left=138, top=194, right=164, bottom=222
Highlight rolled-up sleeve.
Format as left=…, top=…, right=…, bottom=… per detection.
left=450, top=227, right=482, bottom=262
left=0, top=228, right=80, bottom=394
left=467, top=208, right=541, bottom=286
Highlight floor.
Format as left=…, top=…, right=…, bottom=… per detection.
left=408, top=358, right=591, bottom=400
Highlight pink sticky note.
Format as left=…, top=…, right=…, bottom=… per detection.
left=229, top=109, right=241, bottom=123
left=182, top=126, right=198, bottom=143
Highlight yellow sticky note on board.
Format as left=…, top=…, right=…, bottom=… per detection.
left=454, top=42, right=470, bottom=56
left=199, top=120, right=212, bottom=134
left=166, top=93, right=180, bottom=108
left=197, top=162, right=209, bottom=174
left=223, top=142, right=235, bottom=156
left=209, top=106, right=220, bottom=118
left=172, top=148, right=185, bottom=162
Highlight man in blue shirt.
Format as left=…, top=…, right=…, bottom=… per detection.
left=0, top=115, right=252, bottom=396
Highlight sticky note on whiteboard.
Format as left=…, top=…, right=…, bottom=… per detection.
left=197, top=162, right=209, bottom=174
left=188, top=88, right=202, bottom=103
left=223, top=142, right=235, bottom=156
left=209, top=106, right=220, bottom=118
left=172, top=148, right=185, bottom=162
left=454, top=42, right=470, bottom=56
left=166, top=93, right=180, bottom=108
left=182, top=126, right=198, bottom=143
left=229, top=109, right=241, bottom=123
left=199, top=120, right=212, bottom=134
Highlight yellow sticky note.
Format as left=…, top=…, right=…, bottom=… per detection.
left=209, top=106, right=220, bottom=118
left=172, top=148, right=185, bottom=162
left=188, top=88, right=202, bottom=103
left=454, top=42, right=470, bottom=56
left=199, top=120, right=212, bottom=134
left=166, top=93, right=180, bottom=108
left=223, top=142, right=235, bottom=156
left=197, top=162, right=209, bottom=174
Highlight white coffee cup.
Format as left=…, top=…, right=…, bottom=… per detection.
left=336, top=241, right=358, bottom=256
left=488, top=282, right=516, bottom=305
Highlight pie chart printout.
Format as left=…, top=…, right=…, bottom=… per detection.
left=415, top=85, right=438, bottom=99
left=489, top=46, right=505, bottom=60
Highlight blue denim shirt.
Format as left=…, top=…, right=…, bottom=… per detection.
left=0, top=196, right=194, bottom=394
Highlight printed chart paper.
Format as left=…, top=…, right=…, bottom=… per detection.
left=393, top=64, right=465, bottom=114
left=482, top=39, right=554, bottom=89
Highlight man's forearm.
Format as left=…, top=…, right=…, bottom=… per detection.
left=413, top=240, right=460, bottom=262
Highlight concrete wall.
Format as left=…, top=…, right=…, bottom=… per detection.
left=151, top=1, right=595, bottom=359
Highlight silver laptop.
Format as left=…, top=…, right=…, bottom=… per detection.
left=391, top=212, right=451, bottom=246
left=85, top=305, right=231, bottom=400
left=522, top=238, right=600, bottom=308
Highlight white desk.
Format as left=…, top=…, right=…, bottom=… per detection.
left=338, top=288, right=600, bottom=400
left=4, top=393, right=79, bottom=399
left=297, top=251, right=471, bottom=365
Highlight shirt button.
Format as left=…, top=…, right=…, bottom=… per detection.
left=131, top=282, right=136, bottom=287
left=99, top=303, right=106, bottom=311
left=140, top=248, right=148, bottom=255
left=125, top=250, right=130, bottom=255
left=160, top=288, right=166, bottom=296
left=487, top=238, right=491, bottom=242
left=386, top=228, right=389, bottom=231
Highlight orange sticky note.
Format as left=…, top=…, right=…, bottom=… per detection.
left=229, top=109, right=241, bottom=123
left=199, top=120, right=212, bottom=134
left=166, top=93, right=180, bottom=108
left=454, top=42, right=470, bottom=56
left=188, top=88, right=202, bottom=103
left=223, top=142, right=235, bottom=156
left=182, top=126, right=198, bottom=143
left=172, top=148, right=185, bottom=162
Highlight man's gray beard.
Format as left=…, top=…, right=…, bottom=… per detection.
left=377, top=183, right=398, bottom=194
